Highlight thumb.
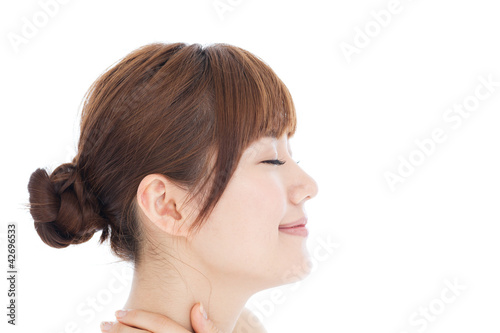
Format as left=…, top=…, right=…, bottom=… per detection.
left=190, top=303, right=221, bottom=333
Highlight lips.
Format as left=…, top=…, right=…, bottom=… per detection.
left=279, top=217, right=308, bottom=237
left=279, top=217, right=307, bottom=229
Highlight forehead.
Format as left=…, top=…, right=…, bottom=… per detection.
left=244, top=135, right=290, bottom=156
left=248, top=136, right=279, bottom=151
left=255, top=136, right=278, bottom=147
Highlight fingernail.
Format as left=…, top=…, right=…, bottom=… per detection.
left=115, top=309, right=130, bottom=318
left=100, top=321, right=114, bottom=332
left=199, top=303, right=208, bottom=320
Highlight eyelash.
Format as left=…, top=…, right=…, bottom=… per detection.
left=262, top=159, right=286, bottom=165
left=262, top=159, right=301, bottom=165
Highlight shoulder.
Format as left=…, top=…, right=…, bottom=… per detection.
left=233, top=307, right=268, bottom=333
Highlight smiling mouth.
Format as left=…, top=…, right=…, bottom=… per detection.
left=279, top=224, right=306, bottom=229
left=279, top=217, right=307, bottom=229
left=278, top=217, right=308, bottom=237
left=278, top=225, right=308, bottom=237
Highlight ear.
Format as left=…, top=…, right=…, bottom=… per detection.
left=136, top=174, right=191, bottom=237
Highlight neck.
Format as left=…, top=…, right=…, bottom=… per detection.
left=124, top=255, right=253, bottom=333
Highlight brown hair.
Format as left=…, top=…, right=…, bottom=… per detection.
left=27, top=42, right=297, bottom=264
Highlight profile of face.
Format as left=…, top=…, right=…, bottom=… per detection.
left=142, top=133, right=319, bottom=292
left=193, top=134, right=317, bottom=289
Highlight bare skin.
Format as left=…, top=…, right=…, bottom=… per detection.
left=101, top=304, right=267, bottom=332
left=100, top=134, right=318, bottom=333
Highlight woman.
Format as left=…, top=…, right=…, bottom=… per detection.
left=27, top=42, right=318, bottom=333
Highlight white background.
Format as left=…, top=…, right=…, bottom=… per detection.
left=1, top=0, right=499, bottom=332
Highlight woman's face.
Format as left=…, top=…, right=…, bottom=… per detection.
left=189, top=134, right=319, bottom=290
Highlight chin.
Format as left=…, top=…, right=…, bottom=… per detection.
left=267, top=253, right=313, bottom=289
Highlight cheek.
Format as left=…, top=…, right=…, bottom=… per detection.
left=233, top=173, right=287, bottom=239
left=193, top=172, right=287, bottom=275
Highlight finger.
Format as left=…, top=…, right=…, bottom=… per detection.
left=100, top=320, right=150, bottom=333
left=114, top=309, right=190, bottom=333
left=190, top=303, right=221, bottom=333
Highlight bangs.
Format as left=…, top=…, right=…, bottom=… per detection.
left=238, top=47, right=297, bottom=141
left=205, top=44, right=297, bottom=147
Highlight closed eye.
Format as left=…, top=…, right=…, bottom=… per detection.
left=262, top=159, right=286, bottom=166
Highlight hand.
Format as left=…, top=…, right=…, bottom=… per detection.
left=100, top=302, right=221, bottom=333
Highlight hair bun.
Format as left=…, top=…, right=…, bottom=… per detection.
left=27, top=163, right=109, bottom=248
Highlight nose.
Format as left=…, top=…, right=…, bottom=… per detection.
left=289, top=165, right=319, bottom=204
